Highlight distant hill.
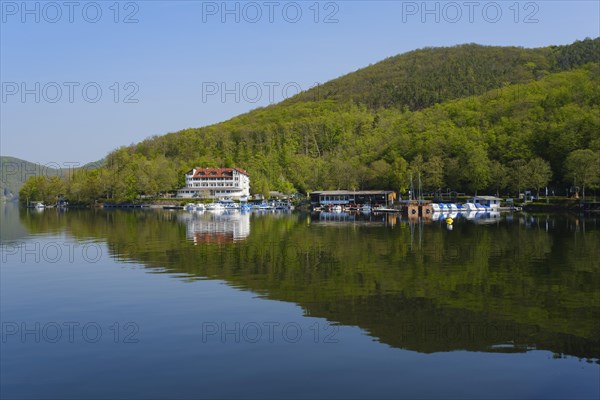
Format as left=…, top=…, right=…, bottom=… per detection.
left=0, top=157, right=60, bottom=200
left=0, top=156, right=104, bottom=200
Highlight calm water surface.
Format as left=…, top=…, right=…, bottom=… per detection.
left=1, top=204, right=598, bottom=399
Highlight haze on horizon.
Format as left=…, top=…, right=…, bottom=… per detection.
left=1, top=0, right=599, bottom=165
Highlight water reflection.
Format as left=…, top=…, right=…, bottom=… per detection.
left=178, top=210, right=251, bottom=244
left=311, top=211, right=399, bottom=226
left=12, top=209, right=600, bottom=362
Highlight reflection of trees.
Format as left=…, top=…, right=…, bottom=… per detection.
left=1, top=203, right=29, bottom=242
left=19, top=210, right=600, bottom=361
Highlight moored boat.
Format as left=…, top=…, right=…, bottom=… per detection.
left=206, top=202, right=225, bottom=211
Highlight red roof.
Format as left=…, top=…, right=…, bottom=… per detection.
left=188, top=167, right=248, bottom=179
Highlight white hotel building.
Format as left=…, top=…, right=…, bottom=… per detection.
left=177, top=167, right=250, bottom=200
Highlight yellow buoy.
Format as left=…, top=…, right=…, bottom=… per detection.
left=446, top=217, right=454, bottom=225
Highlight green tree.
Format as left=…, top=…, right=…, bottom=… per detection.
left=19, top=176, right=43, bottom=205
left=488, top=160, right=509, bottom=197
left=509, top=159, right=529, bottom=198
left=19, top=176, right=65, bottom=205
left=526, top=158, right=553, bottom=198
left=423, top=156, right=445, bottom=192
left=369, top=159, right=393, bottom=189
left=564, top=149, right=600, bottom=200
left=463, top=147, right=490, bottom=194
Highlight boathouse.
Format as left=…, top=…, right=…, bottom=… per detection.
left=309, top=190, right=395, bottom=207
left=469, top=195, right=502, bottom=209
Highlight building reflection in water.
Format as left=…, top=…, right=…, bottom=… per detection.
left=311, top=211, right=401, bottom=227
left=178, top=211, right=251, bottom=244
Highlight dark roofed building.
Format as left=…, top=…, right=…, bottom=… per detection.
left=310, top=190, right=395, bottom=207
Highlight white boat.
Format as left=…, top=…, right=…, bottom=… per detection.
left=252, top=203, right=273, bottom=210
left=431, top=203, right=457, bottom=212
left=185, top=203, right=196, bottom=211
left=332, top=205, right=342, bottom=212
left=219, top=199, right=240, bottom=210
left=465, top=202, right=488, bottom=212
left=206, top=202, right=225, bottom=211
left=464, top=211, right=479, bottom=220
left=29, top=201, right=45, bottom=209
left=360, top=204, right=372, bottom=213
left=195, top=203, right=206, bottom=212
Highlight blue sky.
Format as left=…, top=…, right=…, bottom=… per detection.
left=1, top=0, right=599, bottom=165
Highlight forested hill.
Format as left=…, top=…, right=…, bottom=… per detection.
left=285, top=38, right=600, bottom=110
left=20, top=38, right=600, bottom=203
left=0, top=157, right=61, bottom=200
left=1, top=157, right=105, bottom=201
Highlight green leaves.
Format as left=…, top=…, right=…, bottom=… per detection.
left=564, top=149, right=600, bottom=199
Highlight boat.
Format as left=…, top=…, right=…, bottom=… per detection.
left=360, top=204, right=372, bottom=213
left=432, top=203, right=458, bottom=212
left=205, top=202, right=225, bottom=211
left=218, top=199, right=240, bottom=210
left=194, top=203, right=206, bottom=212
left=464, top=202, right=491, bottom=212
left=185, top=203, right=197, bottom=211
left=253, top=203, right=273, bottom=210
left=28, top=201, right=45, bottom=209
left=273, top=200, right=292, bottom=210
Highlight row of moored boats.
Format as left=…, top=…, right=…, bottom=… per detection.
left=185, top=199, right=291, bottom=212
left=431, top=202, right=498, bottom=212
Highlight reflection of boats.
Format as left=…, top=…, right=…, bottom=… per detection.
left=432, top=212, right=460, bottom=221
left=472, top=211, right=501, bottom=224
left=463, top=211, right=501, bottom=224
left=311, top=211, right=397, bottom=226
left=431, top=210, right=502, bottom=223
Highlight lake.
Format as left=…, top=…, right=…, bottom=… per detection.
left=1, top=204, right=598, bottom=399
